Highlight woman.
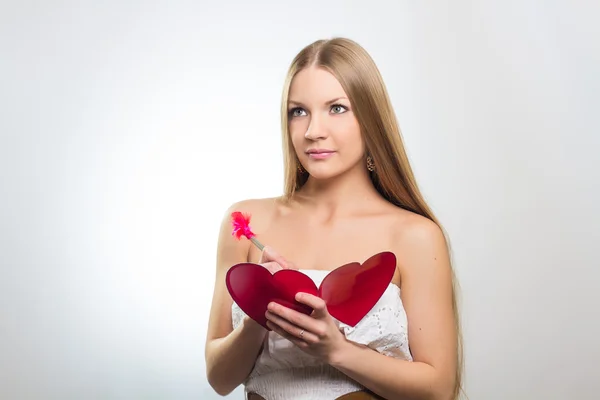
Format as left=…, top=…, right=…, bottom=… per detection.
left=205, top=37, right=463, bottom=400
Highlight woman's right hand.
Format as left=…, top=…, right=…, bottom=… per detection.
left=258, top=245, right=298, bottom=274
left=242, top=246, right=298, bottom=329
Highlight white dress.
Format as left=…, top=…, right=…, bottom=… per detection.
left=231, top=269, right=413, bottom=400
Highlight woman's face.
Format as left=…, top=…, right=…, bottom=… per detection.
left=288, top=66, right=365, bottom=181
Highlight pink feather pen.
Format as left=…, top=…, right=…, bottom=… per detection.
left=231, top=211, right=264, bottom=251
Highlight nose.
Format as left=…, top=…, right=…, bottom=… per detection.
left=304, top=114, right=327, bottom=141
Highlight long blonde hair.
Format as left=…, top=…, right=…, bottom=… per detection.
left=279, top=37, right=464, bottom=399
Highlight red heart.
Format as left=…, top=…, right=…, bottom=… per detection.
left=226, top=251, right=396, bottom=330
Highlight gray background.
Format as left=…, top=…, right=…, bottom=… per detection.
left=1, top=1, right=599, bottom=399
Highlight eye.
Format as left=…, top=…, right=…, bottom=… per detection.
left=289, top=107, right=307, bottom=118
left=330, top=104, right=348, bottom=114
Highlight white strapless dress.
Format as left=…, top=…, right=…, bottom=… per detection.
left=231, top=269, right=413, bottom=400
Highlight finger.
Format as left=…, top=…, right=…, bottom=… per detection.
left=265, top=321, right=309, bottom=348
left=295, top=293, right=329, bottom=318
left=265, top=311, right=317, bottom=344
left=261, top=261, right=282, bottom=274
left=286, top=260, right=299, bottom=270
left=260, top=246, right=294, bottom=269
left=267, top=301, right=316, bottom=330
left=259, top=245, right=278, bottom=263
left=266, top=303, right=322, bottom=341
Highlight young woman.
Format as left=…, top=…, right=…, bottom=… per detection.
left=205, top=37, right=463, bottom=400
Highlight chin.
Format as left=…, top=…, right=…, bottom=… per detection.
left=307, top=172, right=336, bottom=181
left=305, top=166, right=346, bottom=181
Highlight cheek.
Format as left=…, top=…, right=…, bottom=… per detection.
left=335, top=119, right=364, bottom=153
left=289, top=119, right=308, bottom=146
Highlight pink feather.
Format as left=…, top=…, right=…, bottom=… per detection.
left=231, top=211, right=256, bottom=240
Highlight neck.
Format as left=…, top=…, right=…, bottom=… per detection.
left=295, top=164, right=381, bottom=219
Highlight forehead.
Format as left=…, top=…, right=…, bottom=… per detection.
left=289, top=67, right=347, bottom=103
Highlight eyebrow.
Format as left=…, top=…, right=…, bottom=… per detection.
left=288, top=97, right=348, bottom=107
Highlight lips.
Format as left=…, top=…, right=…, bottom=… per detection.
left=307, top=149, right=334, bottom=154
left=306, top=149, right=336, bottom=159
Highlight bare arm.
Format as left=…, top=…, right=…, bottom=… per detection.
left=204, top=202, right=266, bottom=395
left=205, top=318, right=267, bottom=396
left=329, top=219, right=459, bottom=400
left=205, top=200, right=294, bottom=396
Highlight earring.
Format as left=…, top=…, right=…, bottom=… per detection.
left=297, top=163, right=305, bottom=174
left=366, top=156, right=375, bottom=172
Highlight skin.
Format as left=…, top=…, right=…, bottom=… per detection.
left=205, top=66, right=457, bottom=399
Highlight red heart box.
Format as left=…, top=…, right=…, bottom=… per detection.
left=226, top=251, right=396, bottom=330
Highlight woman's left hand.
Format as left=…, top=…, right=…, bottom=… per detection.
left=265, top=292, right=348, bottom=363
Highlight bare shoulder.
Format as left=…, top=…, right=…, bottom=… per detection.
left=216, top=196, right=282, bottom=264
left=388, top=209, right=451, bottom=277
left=226, top=196, right=281, bottom=229
left=206, top=197, right=282, bottom=341
left=392, top=210, right=447, bottom=248
left=222, top=197, right=282, bottom=238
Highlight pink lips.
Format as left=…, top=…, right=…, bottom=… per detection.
left=306, top=149, right=335, bottom=160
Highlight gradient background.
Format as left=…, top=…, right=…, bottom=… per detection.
left=1, top=1, right=599, bottom=399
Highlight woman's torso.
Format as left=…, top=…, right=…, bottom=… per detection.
left=232, top=268, right=412, bottom=400
left=231, top=197, right=416, bottom=399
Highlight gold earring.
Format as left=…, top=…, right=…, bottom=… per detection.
left=366, top=156, right=375, bottom=172
left=297, top=163, right=305, bottom=173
